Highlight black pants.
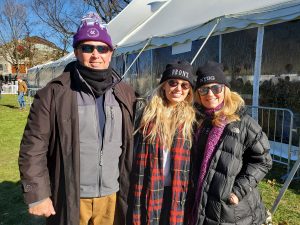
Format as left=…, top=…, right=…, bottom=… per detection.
left=159, top=186, right=172, bottom=225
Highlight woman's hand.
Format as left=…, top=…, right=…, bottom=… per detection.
left=228, top=193, right=239, bottom=205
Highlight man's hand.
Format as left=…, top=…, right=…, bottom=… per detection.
left=29, top=197, right=56, bottom=217
left=228, top=193, right=239, bottom=205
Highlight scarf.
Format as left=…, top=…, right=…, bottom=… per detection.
left=133, top=123, right=191, bottom=225
left=189, top=103, right=227, bottom=225
left=76, top=61, right=113, bottom=96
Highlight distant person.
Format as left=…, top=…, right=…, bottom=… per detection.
left=17, top=76, right=27, bottom=109
left=13, top=74, right=17, bottom=85
left=19, top=12, right=136, bottom=225
left=186, top=61, right=272, bottom=225
left=0, top=77, right=3, bottom=99
left=8, top=73, right=12, bottom=84
left=132, top=61, right=196, bottom=225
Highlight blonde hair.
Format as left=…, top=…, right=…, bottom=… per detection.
left=195, top=86, right=245, bottom=126
left=139, top=82, right=196, bottom=149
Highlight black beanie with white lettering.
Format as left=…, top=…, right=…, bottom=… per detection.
left=196, top=61, right=230, bottom=89
left=160, top=60, right=195, bottom=87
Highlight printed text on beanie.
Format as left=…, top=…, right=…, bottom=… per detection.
left=196, top=61, right=230, bottom=88
left=160, top=60, right=195, bottom=87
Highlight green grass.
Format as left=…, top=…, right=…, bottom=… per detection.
left=0, top=94, right=299, bottom=224
left=0, top=95, right=44, bottom=225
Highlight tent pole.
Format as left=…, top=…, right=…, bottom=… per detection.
left=219, top=34, right=222, bottom=63
left=191, top=18, right=221, bottom=65
left=122, top=38, right=152, bottom=79
left=252, top=26, right=264, bottom=121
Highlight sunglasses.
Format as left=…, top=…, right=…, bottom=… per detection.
left=78, top=44, right=111, bottom=54
left=197, top=84, right=224, bottom=96
left=167, top=79, right=191, bottom=90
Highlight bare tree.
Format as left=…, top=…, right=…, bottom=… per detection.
left=31, top=0, right=91, bottom=53
left=31, top=0, right=131, bottom=52
left=0, top=0, right=30, bottom=75
left=84, top=0, right=131, bottom=23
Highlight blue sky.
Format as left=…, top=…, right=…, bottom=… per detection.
left=22, top=0, right=94, bottom=51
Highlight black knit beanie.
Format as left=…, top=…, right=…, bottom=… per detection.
left=196, top=61, right=230, bottom=89
left=160, top=60, right=195, bottom=87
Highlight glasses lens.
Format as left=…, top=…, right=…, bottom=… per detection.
left=198, top=84, right=223, bottom=96
left=167, top=80, right=178, bottom=87
left=210, top=85, right=223, bottom=94
left=79, top=44, right=110, bottom=53
left=198, top=87, right=209, bottom=96
left=181, top=82, right=190, bottom=90
left=80, top=44, right=94, bottom=53
left=96, top=46, right=110, bottom=53
left=167, top=80, right=190, bottom=90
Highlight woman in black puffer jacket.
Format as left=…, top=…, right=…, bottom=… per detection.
left=186, top=61, right=272, bottom=225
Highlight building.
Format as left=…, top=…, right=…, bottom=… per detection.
left=0, top=36, right=64, bottom=81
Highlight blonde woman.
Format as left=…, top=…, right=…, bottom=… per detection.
left=187, top=61, right=272, bottom=225
left=132, top=61, right=196, bottom=225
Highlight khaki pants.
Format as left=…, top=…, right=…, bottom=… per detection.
left=80, top=193, right=116, bottom=225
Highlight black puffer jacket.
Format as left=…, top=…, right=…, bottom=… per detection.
left=187, top=107, right=272, bottom=225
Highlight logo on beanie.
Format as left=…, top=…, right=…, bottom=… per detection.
left=172, top=69, right=189, bottom=78
left=199, top=75, right=215, bottom=83
left=87, top=27, right=100, bottom=38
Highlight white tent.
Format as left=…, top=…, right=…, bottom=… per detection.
left=107, top=0, right=300, bottom=111
left=27, top=0, right=300, bottom=91
left=108, top=0, right=168, bottom=47
left=112, top=0, right=300, bottom=55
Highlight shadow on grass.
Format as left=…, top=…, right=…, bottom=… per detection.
left=266, top=162, right=300, bottom=193
left=0, top=181, right=45, bottom=225
left=0, top=104, right=19, bottom=109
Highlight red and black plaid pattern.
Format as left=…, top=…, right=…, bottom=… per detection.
left=132, top=123, right=191, bottom=225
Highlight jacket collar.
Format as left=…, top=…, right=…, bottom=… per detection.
left=49, top=61, right=134, bottom=119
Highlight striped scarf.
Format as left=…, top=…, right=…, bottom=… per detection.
left=132, top=123, right=191, bottom=225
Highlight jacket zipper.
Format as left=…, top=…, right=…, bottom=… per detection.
left=94, top=99, right=103, bottom=197
left=109, top=106, right=114, bottom=142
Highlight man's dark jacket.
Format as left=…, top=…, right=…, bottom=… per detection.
left=19, top=62, right=136, bottom=225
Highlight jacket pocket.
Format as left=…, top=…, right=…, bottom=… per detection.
left=221, top=200, right=236, bottom=223
left=221, top=191, right=254, bottom=223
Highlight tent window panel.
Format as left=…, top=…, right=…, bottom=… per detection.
left=152, top=36, right=218, bottom=89
left=222, top=28, right=257, bottom=104
left=261, top=19, right=300, bottom=115
left=122, top=50, right=152, bottom=97
left=111, top=55, right=124, bottom=76
left=191, top=36, right=219, bottom=70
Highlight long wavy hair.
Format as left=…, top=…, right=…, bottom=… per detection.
left=195, top=86, right=245, bottom=126
left=138, top=81, right=196, bottom=149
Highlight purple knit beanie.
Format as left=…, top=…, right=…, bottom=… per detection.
left=73, top=12, right=113, bottom=50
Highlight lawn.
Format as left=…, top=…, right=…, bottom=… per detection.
left=0, top=94, right=299, bottom=225
left=0, top=94, right=44, bottom=225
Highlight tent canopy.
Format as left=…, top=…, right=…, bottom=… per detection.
left=107, top=0, right=169, bottom=47
left=111, top=0, right=300, bottom=55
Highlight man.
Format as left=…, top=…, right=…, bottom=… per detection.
left=17, top=76, right=28, bottom=109
left=19, top=12, right=136, bottom=225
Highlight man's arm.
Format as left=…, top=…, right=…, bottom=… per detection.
left=18, top=86, right=54, bottom=216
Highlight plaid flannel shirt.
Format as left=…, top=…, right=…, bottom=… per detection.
left=132, top=124, right=191, bottom=225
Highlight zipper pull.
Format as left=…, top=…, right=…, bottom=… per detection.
left=100, top=150, right=103, bottom=166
